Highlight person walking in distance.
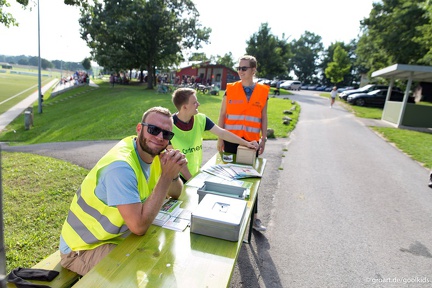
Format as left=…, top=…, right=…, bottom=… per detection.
left=330, top=86, right=337, bottom=108
left=217, top=55, right=269, bottom=232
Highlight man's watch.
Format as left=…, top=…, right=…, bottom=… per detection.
left=262, top=137, right=267, bottom=142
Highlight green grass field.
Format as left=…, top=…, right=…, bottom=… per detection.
left=0, top=79, right=297, bottom=143
left=0, top=65, right=66, bottom=114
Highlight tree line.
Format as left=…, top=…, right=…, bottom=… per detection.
left=2, top=0, right=431, bottom=88
left=0, top=54, right=90, bottom=72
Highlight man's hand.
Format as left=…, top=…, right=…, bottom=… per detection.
left=217, top=138, right=224, bottom=152
left=159, top=149, right=187, bottom=180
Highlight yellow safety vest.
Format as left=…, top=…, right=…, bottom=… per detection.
left=61, top=136, right=161, bottom=251
left=171, top=113, right=206, bottom=177
left=225, top=81, right=269, bottom=141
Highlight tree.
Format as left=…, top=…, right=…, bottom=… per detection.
left=0, top=0, right=28, bottom=27
left=189, top=52, right=208, bottom=62
left=325, top=45, right=352, bottom=85
left=358, top=0, right=430, bottom=71
left=414, top=1, right=432, bottom=65
left=321, top=40, right=358, bottom=86
left=17, top=58, right=28, bottom=65
left=81, top=57, right=91, bottom=71
left=245, top=23, right=291, bottom=80
left=290, top=31, right=323, bottom=83
left=41, top=58, right=53, bottom=70
left=216, top=52, right=235, bottom=69
left=355, top=33, right=391, bottom=78
left=27, top=56, right=52, bottom=69
left=79, top=0, right=210, bottom=89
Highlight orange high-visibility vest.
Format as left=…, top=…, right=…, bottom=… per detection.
left=225, top=81, right=269, bottom=141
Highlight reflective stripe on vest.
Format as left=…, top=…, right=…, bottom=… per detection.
left=224, top=124, right=261, bottom=133
left=226, top=114, right=261, bottom=123
left=65, top=188, right=130, bottom=245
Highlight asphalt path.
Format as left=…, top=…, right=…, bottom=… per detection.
left=257, top=91, right=432, bottom=287
left=2, top=90, right=432, bottom=287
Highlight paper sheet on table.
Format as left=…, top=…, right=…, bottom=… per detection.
left=186, top=171, right=248, bottom=188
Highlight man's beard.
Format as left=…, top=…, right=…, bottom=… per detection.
left=138, top=129, right=167, bottom=157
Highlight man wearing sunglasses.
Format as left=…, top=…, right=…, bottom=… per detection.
left=217, top=55, right=270, bottom=232
left=59, top=106, right=187, bottom=276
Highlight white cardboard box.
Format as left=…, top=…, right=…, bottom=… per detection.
left=191, top=194, right=247, bottom=241
left=236, top=145, right=256, bottom=165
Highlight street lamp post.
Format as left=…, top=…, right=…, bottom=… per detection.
left=37, top=0, right=43, bottom=114
left=60, top=35, right=63, bottom=82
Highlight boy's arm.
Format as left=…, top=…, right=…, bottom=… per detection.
left=210, top=125, right=258, bottom=150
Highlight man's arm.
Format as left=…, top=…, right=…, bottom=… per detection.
left=117, top=150, right=186, bottom=236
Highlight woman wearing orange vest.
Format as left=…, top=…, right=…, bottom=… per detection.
left=217, top=55, right=269, bottom=232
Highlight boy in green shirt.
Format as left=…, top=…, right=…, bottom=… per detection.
left=169, top=87, right=258, bottom=182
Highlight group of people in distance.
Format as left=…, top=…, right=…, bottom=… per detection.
left=59, top=55, right=270, bottom=276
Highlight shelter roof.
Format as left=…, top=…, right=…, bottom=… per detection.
left=371, top=64, right=432, bottom=82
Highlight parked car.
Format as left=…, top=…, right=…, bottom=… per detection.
left=272, top=79, right=288, bottom=88
left=270, top=79, right=280, bottom=87
left=307, top=84, right=319, bottom=90
left=339, top=84, right=395, bottom=101
left=337, top=86, right=355, bottom=93
left=347, top=89, right=414, bottom=107
left=316, top=86, right=328, bottom=91
left=280, top=80, right=302, bottom=90
left=257, top=78, right=271, bottom=86
left=300, top=84, right=309, bottom=90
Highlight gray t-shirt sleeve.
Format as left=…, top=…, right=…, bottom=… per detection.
left=96, top=161, right=141, bottom=206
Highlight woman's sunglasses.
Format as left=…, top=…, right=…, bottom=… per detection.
left=141, top=123, right=174, bottom=140
left=236, top=66, right=251, bottom=71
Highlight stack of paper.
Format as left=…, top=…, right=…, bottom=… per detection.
left=201, top=163, right=262, bottom=180
left=152, top=198, right=191, bottom=231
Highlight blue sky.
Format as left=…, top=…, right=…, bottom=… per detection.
left=0, top=0, right=376, bottom=63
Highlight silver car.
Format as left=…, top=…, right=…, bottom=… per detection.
left=280, top=80, right=302, bottom=90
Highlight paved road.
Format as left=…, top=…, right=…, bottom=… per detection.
left=244, top=91, right=432, bottom=287
left=2, top=90, right=432, bottom=287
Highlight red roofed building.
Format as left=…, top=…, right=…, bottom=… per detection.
left=173, top=62, right=239, bottom=90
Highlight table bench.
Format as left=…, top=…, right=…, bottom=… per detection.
left=6, top=250, right=79, bottom=288
left=72, top=153, right=266, bottom=287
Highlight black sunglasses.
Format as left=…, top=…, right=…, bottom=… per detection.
left=236, top=66, right=251, bottom=72
left=141, top=122, right=174, bottom=140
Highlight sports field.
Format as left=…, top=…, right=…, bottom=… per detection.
left=0, top=68, right=60, bottom=114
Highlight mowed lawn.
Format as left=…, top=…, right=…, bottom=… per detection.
left=0, top=69, right=58, bottom=114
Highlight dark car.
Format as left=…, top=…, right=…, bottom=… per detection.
left=316, top=86, right=328, bottom=91
left=346, top=89, right=414, bottom=107
left=339, top=84, right=395, bottom=101
left=307, top=84, right=319, bottom=90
